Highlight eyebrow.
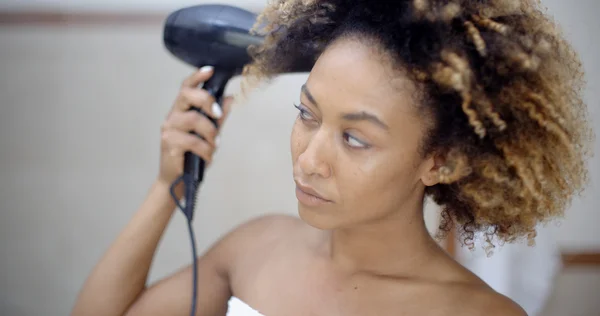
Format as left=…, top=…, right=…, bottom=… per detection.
left=301, top=84, right=319, bottom=107
left=341, top=111, right=389, bottom=130
left=301, top=83, right=389, bottom=131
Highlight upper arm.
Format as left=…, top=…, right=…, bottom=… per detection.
left=124, top=214, right=298, bottom=316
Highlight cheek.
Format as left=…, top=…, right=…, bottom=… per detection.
left=337, top=152, right=421, bottom=205
left=339, top=158, right=390, bottom=196
left=290, top=120, right=305, bottom=162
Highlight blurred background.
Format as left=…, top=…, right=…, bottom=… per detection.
left=0, top=0, right=598, bottom=315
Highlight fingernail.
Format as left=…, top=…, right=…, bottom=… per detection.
left=212, top=102, right=223, bottom=119
left=199, top=65, right=213, bottom=73
left=215, top=136, right=221, bottom=146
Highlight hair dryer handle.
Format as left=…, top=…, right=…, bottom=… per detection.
left=184, top=68, right=235, bottom=185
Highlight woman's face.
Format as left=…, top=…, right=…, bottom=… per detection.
left=291, top=36, right=439, bottom=229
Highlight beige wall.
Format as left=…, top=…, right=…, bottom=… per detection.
left=542, top=267, right=600, bottom=316
left=540, top=0, right=600, bottom=251
left=0, top=1, right=598, bottom=316
left=0, top=0, right=266, bottom=13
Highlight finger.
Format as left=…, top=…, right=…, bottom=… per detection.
left=217, top=96, right=235, bottom=127
left=162, top=129, right=215, bottom=164
left=181, top=65, right=214, bottom=88
left=163, top=111, right=218, bottom=147
left=175, top=88, right=222, bottom=120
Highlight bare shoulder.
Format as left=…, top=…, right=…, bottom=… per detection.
left=444, top=255, right=527, bottom=316
left=442, top=282, right=528, bottom=316
left=414, top=255, right=528, bottom=316
left=475, top=290, right=527, bottom=316
left=218, top=214, right=304, bottom=262
left=475, top=287, right=526, bottom=315
left=217, top=214, right=306, bottom=288
left=228, top=213, right=304, bottom=245
left=382, top=273, right=527, bottom=316
left=486, top=293, right=528, bottom=316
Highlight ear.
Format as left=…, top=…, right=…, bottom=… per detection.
left=420, top=152, right=446, bottom=187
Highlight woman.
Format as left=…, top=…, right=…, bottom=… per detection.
left=72, top=0, right=593, bottom=315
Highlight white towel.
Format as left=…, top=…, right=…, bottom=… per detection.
left=226, top=296, right=265, bottom=316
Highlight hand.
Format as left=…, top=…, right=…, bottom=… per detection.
left=157, top=66, right=233, bottom=194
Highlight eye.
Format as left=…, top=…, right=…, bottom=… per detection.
left=343, top=133, right=370, bottom=149
left=294, top=103, right=315, bottom=122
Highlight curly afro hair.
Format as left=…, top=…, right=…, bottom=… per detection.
left=241, top=0, right=594, bottom=251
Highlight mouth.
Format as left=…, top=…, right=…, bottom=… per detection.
left=294, top=181, right=333, bottom=206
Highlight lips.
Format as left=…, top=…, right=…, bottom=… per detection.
left=294, top=181, right=332, bottom=203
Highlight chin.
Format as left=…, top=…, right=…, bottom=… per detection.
left=298, top=202, right=394, bottom=231
left=298, top=203, right=335, bottom=230
left=297, top=204, right=340, bottom=230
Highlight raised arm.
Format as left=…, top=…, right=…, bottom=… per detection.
left=71, top=67, right=234, bottom=316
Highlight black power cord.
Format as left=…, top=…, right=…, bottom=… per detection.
left=167, top=89, right=220, bottom=316
left=169, top=173, right=200, bottom=316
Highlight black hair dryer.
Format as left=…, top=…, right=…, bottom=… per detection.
left=163, top=4, right=264, bottom=186
left=164, top=4, right=314, bottom=189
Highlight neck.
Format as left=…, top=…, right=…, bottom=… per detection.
left=327, top=196, right=440, bottom=277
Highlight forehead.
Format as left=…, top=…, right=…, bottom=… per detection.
left=306, top=36, right=421, bottom=120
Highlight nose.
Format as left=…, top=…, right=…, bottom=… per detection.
left=297, top=130, right=332, bottom=179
